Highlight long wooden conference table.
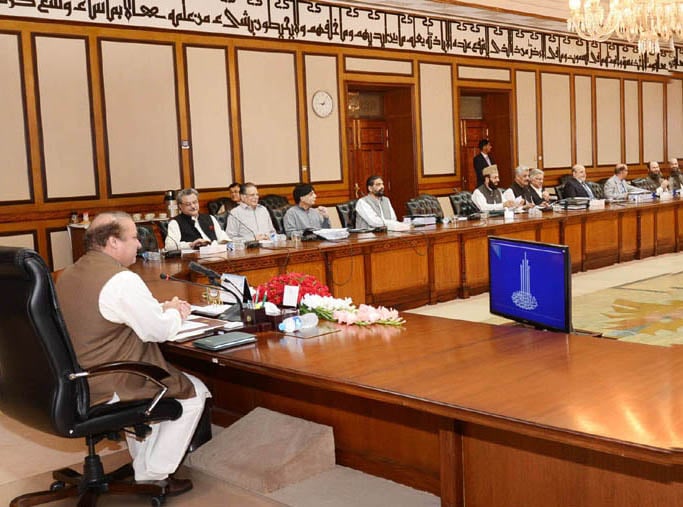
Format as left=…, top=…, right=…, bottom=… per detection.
left=134, top=197, right=683, bottom=311
left=153, top=309, right=683, bottom=507
left=132, top=198, right=683, bottom=507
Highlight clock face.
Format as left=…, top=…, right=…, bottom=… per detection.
left=312, top=90, right=334, bottom=118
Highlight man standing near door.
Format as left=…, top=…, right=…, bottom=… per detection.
left=473, top=139, right=494, bottom=188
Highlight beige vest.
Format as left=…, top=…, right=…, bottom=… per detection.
left=56, top=251, right=195, bottom=405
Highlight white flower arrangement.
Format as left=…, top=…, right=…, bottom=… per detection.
left=299, top=294, right=355, bottom=321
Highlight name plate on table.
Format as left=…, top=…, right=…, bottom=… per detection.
left=199, top=244, right=226, bottom=256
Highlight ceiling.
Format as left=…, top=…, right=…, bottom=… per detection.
left=335, top=0, right=572, bottom=35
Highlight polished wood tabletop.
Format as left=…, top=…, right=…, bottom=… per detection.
left=164, top=312, right=683, bottom=463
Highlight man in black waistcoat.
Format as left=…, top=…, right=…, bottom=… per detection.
left=165, top=188, right=230, bottom=250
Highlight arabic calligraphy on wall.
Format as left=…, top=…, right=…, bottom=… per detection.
left=1, top=0, right=681, bottom=73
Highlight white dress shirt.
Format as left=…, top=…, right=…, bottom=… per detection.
left=99, top=270, right=183, bottom=342
left=164, top=215, right=229, bottom=250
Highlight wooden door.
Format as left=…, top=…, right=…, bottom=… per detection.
left=384, top=87, right=416, bottom=217
left=460, top=119, right=489, bottom=192
left=347, top=119, right=389, bottom=198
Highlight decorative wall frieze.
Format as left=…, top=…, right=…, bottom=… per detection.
left=1, top=0, right=681, bottom=73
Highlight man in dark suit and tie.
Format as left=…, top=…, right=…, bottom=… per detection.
left=562, top=164, right=594, bottom=199
left=473, top=139, right=494, bottom=188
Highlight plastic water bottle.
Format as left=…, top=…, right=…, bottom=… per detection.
left=278, top=313, right=319, bottom=332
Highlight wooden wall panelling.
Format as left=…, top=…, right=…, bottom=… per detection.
left=514, top=70, right=538, bottom=168
left=34, top=35, right=97, bottom=200
left=0, top=32, right=32, bottom=203
left=304, top=53, right=342, bottom=183
left=1, top=17, right=682, bottom=267
left=595, top=77, right=622, bottom=167
left=642, top=81, right=665, bottom=164
left=419, top=62, right=455, bottom=177
left=541, top=73, right=571, bottom=168
left=667, top=79, right=683, bottom=160
left=574, top=75, right=593, bottom=168
left=184, top=45, right=233, bottom=190
left=236, top=49, right=300, bottom=185
left=100, top=39, right=181, bottom=196
left=623, top=80, right=640, bottom=165
left=48, top=226, right=73, bottom=270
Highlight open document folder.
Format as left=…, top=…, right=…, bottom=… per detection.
left=173, top=315, right=241, bottom=342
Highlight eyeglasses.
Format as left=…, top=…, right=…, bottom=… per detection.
left=244, top=193, right=259, bottom=197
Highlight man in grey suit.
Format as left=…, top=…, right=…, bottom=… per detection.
left=603, top=164, right=639, bottom=200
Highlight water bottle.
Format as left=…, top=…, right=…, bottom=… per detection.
left=278, top=313, right=319, bottom=332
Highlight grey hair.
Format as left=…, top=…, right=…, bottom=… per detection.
left=176, top=188, right=199, bottom=202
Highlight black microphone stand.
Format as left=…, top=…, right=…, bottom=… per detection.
left=204, top=274, right=243, bottom=322
left=160, top=273, right=244, bottom=322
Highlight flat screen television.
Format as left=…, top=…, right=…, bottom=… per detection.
left=488, top=236, right=572, bottom=333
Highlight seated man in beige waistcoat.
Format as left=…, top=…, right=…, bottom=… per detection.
left=56, top=211, right=211, bottom=496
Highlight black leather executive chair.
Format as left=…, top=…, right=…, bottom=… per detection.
left=0, top=247, right=184, bottom=507
left=449, top=191, right=480, bottom=217
left=335, top=199, right=357, bottom=228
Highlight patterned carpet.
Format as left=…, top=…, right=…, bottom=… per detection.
left=572, top=272, right=683, bottom=347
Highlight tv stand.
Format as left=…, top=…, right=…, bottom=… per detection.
left=501, top=322, right=603, bottom=337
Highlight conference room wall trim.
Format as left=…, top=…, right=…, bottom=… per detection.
left=183, top=44, right=234, bottom=191
left=0, top=18, right=682, bottom=269
left=33, top=34, right=98, bottom=201
left=0, top=31, right=33, bottom=204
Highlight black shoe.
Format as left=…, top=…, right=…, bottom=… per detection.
left=164, top=476, right=193, bottom=497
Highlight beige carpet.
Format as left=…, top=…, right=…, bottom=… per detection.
left=572, top=271, right=683, bottom=347
left=0, top=411, right=123, bottom=485
left=267, top=466, right=439, bottom=507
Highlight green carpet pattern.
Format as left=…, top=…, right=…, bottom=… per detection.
left=572, top=272, right=683, bottom=347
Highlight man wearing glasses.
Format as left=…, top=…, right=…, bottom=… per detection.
left=226, top=182, right=275, bottom=240
left=165, top=188, right=230, bottom=250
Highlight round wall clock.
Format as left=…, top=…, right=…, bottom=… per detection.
left=312, top=90, right=334, bottom=118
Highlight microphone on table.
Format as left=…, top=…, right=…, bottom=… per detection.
left=163, top=232, right=182, bottom=258
left=188, top=261, right=221, bottom=285
left=160, top=269, right=244, bottom=322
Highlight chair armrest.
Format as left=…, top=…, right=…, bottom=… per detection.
left=69, top=361, right=171, bottom=416
left=86, top=361, right=171, bottom=381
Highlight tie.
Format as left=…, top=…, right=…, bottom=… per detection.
left=582, top=182, right=594, bottom=199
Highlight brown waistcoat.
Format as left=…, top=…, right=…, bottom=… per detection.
left=56, top=251, right=195, bottom=405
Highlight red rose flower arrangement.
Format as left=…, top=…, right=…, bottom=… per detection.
left=256, top=272, right=331, bottom=306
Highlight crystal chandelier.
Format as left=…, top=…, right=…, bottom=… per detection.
left=567, top=0, right=683, bottom=54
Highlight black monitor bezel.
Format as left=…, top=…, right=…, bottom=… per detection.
left=488, top=236, right=572, bottom=333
